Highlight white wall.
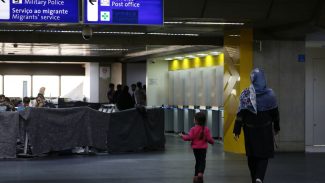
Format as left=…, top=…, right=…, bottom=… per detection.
left=84, top=63, right=99, bottom=103
left=147, top=58, right=169, bottom=106
left=126, top=63, right=146, bottom=87
left=111, top=63, right=122, bottom=86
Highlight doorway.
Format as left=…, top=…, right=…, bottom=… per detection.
left=313, top=59, right=325, bottom=145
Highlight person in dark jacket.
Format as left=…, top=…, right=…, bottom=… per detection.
left=233, top=68, right=280, bottom=183
left=116, top=85, right=135, bottom=111
left=107, top=83, right=115, bottom=104
left=113, top=84, right=122, bottom=104
left=130, top=83, right=136, bottom=105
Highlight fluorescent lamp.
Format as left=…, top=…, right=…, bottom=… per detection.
left=147, top=33, right=199, bottom=37
left=95, top=31, right=145, bottom=35
left=164, top=21, right=183, bottom=24
left=229, top=34, right=240, bottom=37
left=165, top=58, right=173, bottom=61
left=210, top=52, right=221, bottom=55
left=185, top=22, right=244, bottom=25
left=89, top=49, right=128, bottom=51
left=174, top=57, right=184, bottom=60
left=186, top=55, right=196, bottom=59
left=197, top=53, right=208, bottom=57
left=0, top=29, right=33, bottom=32
left=164, top=21, right=245, bottom=25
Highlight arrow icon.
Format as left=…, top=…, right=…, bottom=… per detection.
left=1, top=0, right=5, bottom=3
left=89, top=0, right=97, bottom=5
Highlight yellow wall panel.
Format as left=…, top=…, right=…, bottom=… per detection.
left=223, top=29, right=253, bottom=154
left=169, top=54, right=224, bottom=71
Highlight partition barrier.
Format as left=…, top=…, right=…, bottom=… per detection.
left=183, top=107, right=195, bottom=133
left=0, top=107, right=165, bottom=159
left=174, top=107, right=184, bottom=133
left=164, top=106, right=174, bottom=133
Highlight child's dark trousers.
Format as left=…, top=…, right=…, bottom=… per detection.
left=193, top=149, right=207, bottom=176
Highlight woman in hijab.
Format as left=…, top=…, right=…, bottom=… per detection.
left=233, top=68, right=280, bottom=183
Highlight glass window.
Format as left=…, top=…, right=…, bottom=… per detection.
left=4, top=75, right=32, bottom=97
left=61, top=76, right=84, bottom=100
left=0, top=75, right=3, bottom=94
left=32, top=76, right=59, bottom=97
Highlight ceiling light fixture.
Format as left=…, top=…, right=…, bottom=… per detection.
left=197, top=53, right=208, bottom=57
left=185, top=22, right=244, bottom=25
left=164, top=21, right=184, bottom=24
left=95, top=31, right=146, bottom=35
left=147, top=33, right=199, bottom=37
left=89, top=48, right=129, bottom=51
left=186, top=55, right=196, bottom=59
left=174, top=56, right=184, bottom=60
left=165, top=58, right=173, bottom=61
left=0, top=29, right=33, bottom=32
left=210, top=52, right=221, bottom=55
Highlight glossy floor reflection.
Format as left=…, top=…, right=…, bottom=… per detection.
left=0, top=135, right=324, bottom=183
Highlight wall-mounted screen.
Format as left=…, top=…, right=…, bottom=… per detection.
left=84, top=0, right=163, bottom=25
left=0, top=0, right=79, bottom=23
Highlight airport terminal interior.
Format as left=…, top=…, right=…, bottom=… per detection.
left=1, top=0, right=325, bottom=182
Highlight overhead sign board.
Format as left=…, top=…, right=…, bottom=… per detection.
left=84, top=0, right=163, bottom=25
left=0, top=0, right=79, bottom=23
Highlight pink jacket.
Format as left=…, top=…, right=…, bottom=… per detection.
left=182, top=125, right=215, bottom=149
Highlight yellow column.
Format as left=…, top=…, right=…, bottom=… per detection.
left=223, top=29, right=253, bottom=154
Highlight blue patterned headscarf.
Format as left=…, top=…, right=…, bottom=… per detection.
left=238, top=68, right=277, bottom=114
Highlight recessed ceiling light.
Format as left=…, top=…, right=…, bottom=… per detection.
left=210, top=52, right=221, bottom=55
left=164, top=21, right=183, bottom=24
left=174, top=57, right=184, bottom=60
left=95, top=32, right=145, bottom=35
left=229, top=34, right=240, bottom=37
left=164, top=22, right=245, bottom=26
left=147, top=33, right=199, bottom=37
left=0, top=29, right=33, bottom=32
left=185, top=22, right=244, bottom=25
left=89, top=49, right=128, bottom=51
left=186, top=55, right=196, bottom=59
left=197, top=53, right=208, bottom=57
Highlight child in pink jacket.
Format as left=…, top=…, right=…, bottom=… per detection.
left=180, top=112, right=215, bottom=183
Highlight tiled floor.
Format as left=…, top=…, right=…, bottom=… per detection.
left=0, top=135, right=324, bottom=183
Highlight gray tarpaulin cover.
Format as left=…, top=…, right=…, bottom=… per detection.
left=107, top=108, right=165, bottom=152
left=20, top=107, right=110, bottom=155
left=0, top=107, right=164, bottom=158
left=0, top=112, right=19, bottom=158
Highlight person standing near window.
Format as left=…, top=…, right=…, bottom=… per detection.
left=107, top=83, right=115, bottom=104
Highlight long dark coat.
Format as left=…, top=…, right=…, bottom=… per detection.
left=233, top=108, right=280, bottom=158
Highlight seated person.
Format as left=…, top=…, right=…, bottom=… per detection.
left=0, top=95, right=15, bottom=111
left=34, top=94, right=55, bottom=108
left=0, top=95, right=6, bottom=112
left=17, top=97, right=31, bottom=111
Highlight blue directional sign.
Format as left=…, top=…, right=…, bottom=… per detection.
left=84, top=0, right=163, bottom=25
left=0, top=0, right=79, bottom=23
